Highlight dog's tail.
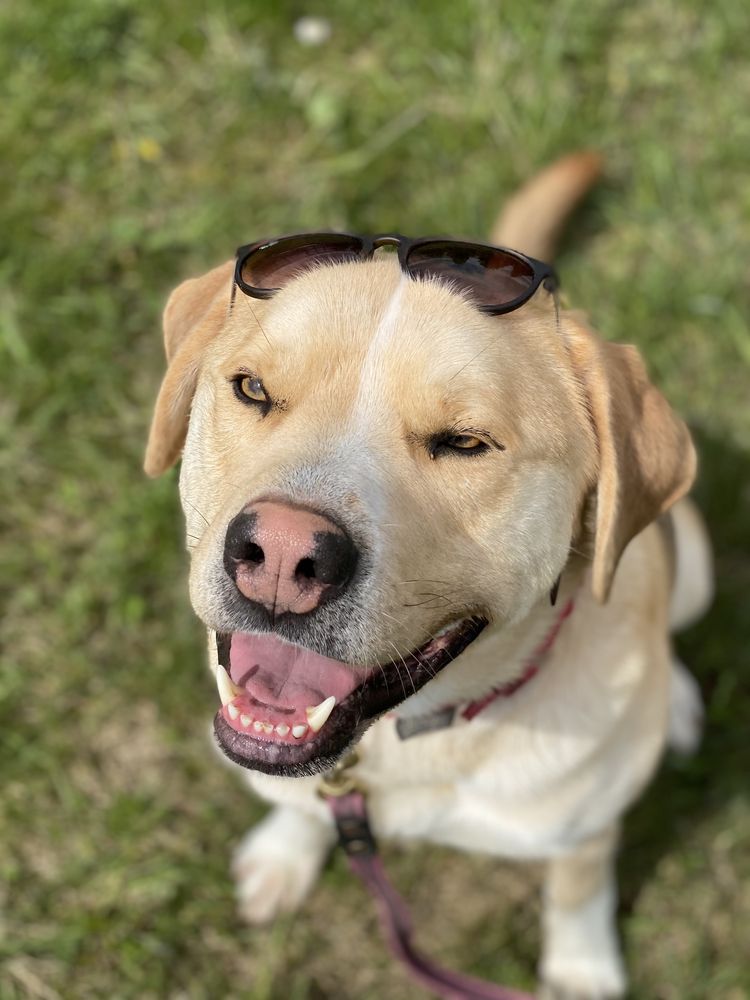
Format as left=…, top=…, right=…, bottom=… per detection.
left=490, top=151, right=603, bottom=261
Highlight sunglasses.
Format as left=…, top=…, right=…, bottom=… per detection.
left=233, top=233, right=557, bottom=316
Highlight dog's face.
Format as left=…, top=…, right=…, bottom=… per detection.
left=146, top=255, right=695, bottom=776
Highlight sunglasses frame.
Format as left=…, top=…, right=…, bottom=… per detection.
left=233, top=232, right=557, bottom=316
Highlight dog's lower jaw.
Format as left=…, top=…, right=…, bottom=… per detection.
left=214, top=711, right=366, bottom=778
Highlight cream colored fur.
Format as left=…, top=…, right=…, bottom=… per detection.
left=145, top=154, right=712, bottom=999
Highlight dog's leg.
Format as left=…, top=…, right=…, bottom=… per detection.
left=232, top=805, right=335, bottom=924
left=539, top=824, right=625, bottom=1000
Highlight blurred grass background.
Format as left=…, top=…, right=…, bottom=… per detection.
left=1, top=1, right=748, bottom=997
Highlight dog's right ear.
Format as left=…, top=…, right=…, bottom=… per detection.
left=565, top=315, right=696, bottom=602
left=144, top=261, right=234, bottom=477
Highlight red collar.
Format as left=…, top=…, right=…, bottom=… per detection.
left=461, top=597, right=575, bottom=721
left=395, top=597, right=575, bottom=740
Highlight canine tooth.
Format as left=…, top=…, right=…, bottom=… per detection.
left=305, top=696, right=336, bottom=733
left=227, top=703, right=240, bottom=720
left=240, top=714, right=251, bottom=728
left=216, top=667, right=242, bottom=706
left=292, top=724, right=308, bottom=739
left=275, top=724, right=290, bottom=737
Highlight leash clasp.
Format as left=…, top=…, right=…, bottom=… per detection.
left=317, top=751, right=361, bottom=799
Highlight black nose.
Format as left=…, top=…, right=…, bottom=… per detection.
left=223, top=501, right=358, bottom=615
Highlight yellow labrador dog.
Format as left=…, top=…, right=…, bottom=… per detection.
left=145, top=154, right=712, bottom=998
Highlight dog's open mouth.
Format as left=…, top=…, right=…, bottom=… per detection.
left=213, top=616, right=486, bottom=776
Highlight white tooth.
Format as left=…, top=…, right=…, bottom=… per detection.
left=216, top=667, right=242, bottom=706
left=227, top=703, right=240, bottom=720
left=292, top=724, right=308, bottom=739
left=275, top=724, right=290, bottom=737
left=240, top=714, right=251, bottom=727
left=253, top=721, right=263, bottom=733
left=305, top=696, right=336, bottom=733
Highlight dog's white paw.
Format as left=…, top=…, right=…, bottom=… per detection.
left=231, top=805, right=334, bottom=925
left=541, top=880, right=626, bottom=1000
left=539, top=954, right=626, bottom=999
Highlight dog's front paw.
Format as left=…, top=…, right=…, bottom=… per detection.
left=231, top=805, right=334, bottom=925
left=539, top=953, right=626, bottom=1000
left=540, top=878, right=626, bottom=1000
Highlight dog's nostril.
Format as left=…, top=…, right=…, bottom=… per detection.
left=224, top=512, right=262, bottom=575
left=312, top=532, right=358, bottom=588
left=244, top=541, right=265, bottom=566
left=295, top=557, right=316, bottom=581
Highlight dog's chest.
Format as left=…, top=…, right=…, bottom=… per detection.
left=352, top=688, right=665, bottom=857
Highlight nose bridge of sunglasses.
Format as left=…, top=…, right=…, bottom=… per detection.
left=372, top=244, right=399, bottom=260
left=372, top=234, right=404, bottom=246
left=369, top=234, right=402, bottom=260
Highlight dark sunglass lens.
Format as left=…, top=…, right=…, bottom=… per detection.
left=240, top=234, right=363, bottom=290
left=407, top=242, right=535, bottom=308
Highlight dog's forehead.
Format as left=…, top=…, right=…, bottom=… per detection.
left=223, top=258, right=556, bottom=395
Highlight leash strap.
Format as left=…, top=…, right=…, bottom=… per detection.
left=328, top=792, right=535, bottom=1000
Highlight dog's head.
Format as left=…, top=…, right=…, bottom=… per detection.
left=145, top=253, right=695, bottom=776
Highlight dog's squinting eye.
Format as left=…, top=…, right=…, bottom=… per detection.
left=429, top=433, right=490, bottom=459
left=233, top=374, right=269, bottom=407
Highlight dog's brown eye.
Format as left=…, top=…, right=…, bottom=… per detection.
left=429, top=433, right=490, bottom=459
left=446, top=434, right=483, bottom=450
left=234, top=374, right=268, bottom=406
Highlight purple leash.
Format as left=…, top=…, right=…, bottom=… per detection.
left=324, top=785, right=536, bottom=1000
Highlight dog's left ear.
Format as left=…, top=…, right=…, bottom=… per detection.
left=144, top=261, right=234, bottom=477
left=566, top=316, right=697, bottom=602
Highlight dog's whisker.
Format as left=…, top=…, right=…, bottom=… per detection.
left=385, top=640, right=418, bottom=698
left=567, top=544, right=591, bottom=560
left=376, top=660, right=391, bottom=699
left=401, top=592, right=457, bottom=608
left=387, top=651, right=410, bottom=703
left=414, top=591, right=462, bottom=602
left=373, top=609, right=454, bottom=689
left=184, top=499, right=210, bottom=527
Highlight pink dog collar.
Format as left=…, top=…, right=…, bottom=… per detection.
left=396, top=597, right=575, bottom=740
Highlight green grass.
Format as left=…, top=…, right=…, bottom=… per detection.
left=1, top=1, right=749, bottom=997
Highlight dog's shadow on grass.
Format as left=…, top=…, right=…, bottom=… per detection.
left=618, top=425, right=749, bottom=910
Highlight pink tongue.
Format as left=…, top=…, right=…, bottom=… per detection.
left=229, top=633, right=361, bottom=711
